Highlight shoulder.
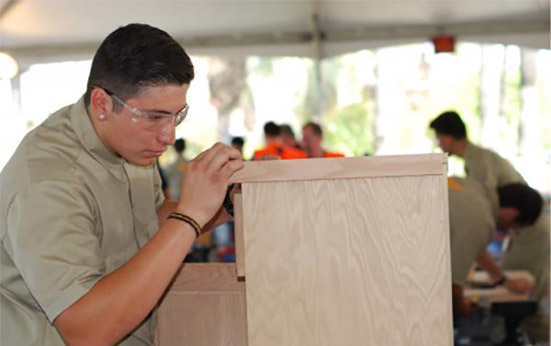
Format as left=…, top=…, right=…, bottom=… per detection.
left=282, top=146, right=307, bottom=159
left=2, top=104, right=85, bottom=194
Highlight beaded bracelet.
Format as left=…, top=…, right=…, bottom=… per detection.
left=168, top=212, right=201, bottom=238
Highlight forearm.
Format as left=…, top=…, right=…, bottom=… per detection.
left=55, top=220, right=196, bottom=345
left=157, top=200, right=231, bottom=231
left=157, top=200, right=178, bottom=227
left=476, top=250, right=503, bottom=282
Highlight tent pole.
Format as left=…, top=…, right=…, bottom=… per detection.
left=311, top=0, right=324, bottom=122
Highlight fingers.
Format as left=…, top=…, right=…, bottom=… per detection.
left=221, top=159, right=245, bottom=180
left=201, top=142, right=236, bottom=166
left=191, top=143, right=242, bottom=173
left=205, top=144, right=243, bottom=173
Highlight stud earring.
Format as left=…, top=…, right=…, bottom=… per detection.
left=98, top=113, right=105, bottom=120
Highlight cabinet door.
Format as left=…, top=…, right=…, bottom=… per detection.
left=234, top=154, right=452, bottom=346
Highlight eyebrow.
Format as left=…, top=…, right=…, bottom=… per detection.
left=142, top=105, right=188, bottom=114
left=143, top=108, right=172, bottom=114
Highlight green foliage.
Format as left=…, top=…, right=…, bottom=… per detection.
left=324, top=102, right=374, bottom=156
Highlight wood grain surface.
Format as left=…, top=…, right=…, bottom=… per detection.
left=234, top=192, right=246, bottom=278
left=156, top=264, right=248, bottom=346
left=230, top=153, right=446, bottom=184
left=242, top=175, right=452, bottom=346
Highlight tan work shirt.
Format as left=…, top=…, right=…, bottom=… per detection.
left=502, top=211, right=550, bottom=301
left=448, top=178, right=498, bottom=286
left=463, top=141, right=526, bottom=189
left=1, top=97, right=164, bottom=345
left=463, top=141, right=549, bottom=301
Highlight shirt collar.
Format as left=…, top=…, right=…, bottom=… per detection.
left=463, top=141, right=477, bottom=159
left=70, top=97, right=127, bottom=183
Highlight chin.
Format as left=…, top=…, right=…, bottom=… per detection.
left=129, top=157, right=157, bottom=167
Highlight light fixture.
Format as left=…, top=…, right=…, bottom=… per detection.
left=0, top=52, right=19, bottom=79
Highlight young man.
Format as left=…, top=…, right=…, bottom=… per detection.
left=301, top=121, right=344, bottom=158
left=429, top=111, right=525, bottom=187
left=279, top=124, right=302, bottom=150
left=0, top=24, right=243, bottom=345
left=253, top=121, right=307, bottom=160
left=448, top=179, right=543, bottom=317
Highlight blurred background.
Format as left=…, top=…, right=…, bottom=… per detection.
left=1, top=0, right=550, bottom=261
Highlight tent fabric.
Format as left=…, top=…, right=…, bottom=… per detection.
left=1, top=0, right=549, bottom=66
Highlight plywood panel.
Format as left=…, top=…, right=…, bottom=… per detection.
left=156, top=264, right=248, bottom=346
left=230, top=153, right=445, bottom=184
left=234, top=192, right=245, bottom=277
left=242, top=175, right=453, bottom=346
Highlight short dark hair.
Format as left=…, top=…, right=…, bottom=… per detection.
left=173, top=138, right=186, bottom=153
left=264, top=121, right=281, bottom=137
left=85, top=24, right=194, bottom=108
left=429, top=111, right=467, bottom=139
left=498, top=183, right=543, bottom=225
left=279, top=124, right=295, bottom=138
left=231, top=137, right=244, bottom=147
left=303, top=121, right=323, bottom=137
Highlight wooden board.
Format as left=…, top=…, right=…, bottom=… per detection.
left=155, top=264, right=247, bottom=346
left=464, top=270, right=534, bottom=304
left=234, top=192, right=245, bottom=277
left=241, top=171, right=453, bottom=345
left=230, top=153, right=446, bottom=184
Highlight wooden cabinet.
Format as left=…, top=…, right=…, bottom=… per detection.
left=157, top=154, right=453, bottom=346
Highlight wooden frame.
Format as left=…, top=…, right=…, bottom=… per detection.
left=157, top=154, right=453, bottom=346
left=155, top=264, right=247, bottom=346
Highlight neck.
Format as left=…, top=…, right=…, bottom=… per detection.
left=309, top=146, right=325, bottom=158
left=452, top=139, right=468, bottom=157
left=88, top=108, right=118, bottom=156
left=266, top=137, right=281, bottom=146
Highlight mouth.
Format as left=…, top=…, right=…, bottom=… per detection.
left=147, top=150, right=165, bottom=157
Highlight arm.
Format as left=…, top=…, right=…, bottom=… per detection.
left=156, top=197, right=232, bottom=231
left=476, top=250, right=503, bottom=282
left=55, top=143, right=243, bottom=345
left=476, top=250, right=533, bottom=294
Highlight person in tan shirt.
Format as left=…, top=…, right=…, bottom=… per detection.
left=430, top=111, right=549, bottom=339
left=429, top=111, right=549, bottom=299
left=447, top=178, right=543, bottom=317
left=0, top=24, right=243, bottom=346
left=429, top=111, right=525, bottom=187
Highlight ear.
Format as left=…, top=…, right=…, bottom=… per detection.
left=497, top=207, right=520, bottom=231
left=89, top=88, right=113, bottom=121
left=502, top=207, right=520, bottom=220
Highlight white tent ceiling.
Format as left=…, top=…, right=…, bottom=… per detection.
left=1, top=0, right=550, bottom=67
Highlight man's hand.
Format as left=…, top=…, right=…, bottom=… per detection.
left=504, top=277, right=533, bottom=294
left=177, top=143, right=244, bottom=227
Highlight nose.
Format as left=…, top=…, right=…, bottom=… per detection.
left=158, top=120, right=176, bottom=145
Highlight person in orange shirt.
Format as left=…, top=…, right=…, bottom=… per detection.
left=253, top=121, right=307, bottom=160
left=280, top=124, right=303, bottom=150
left=302, top=121, right=344, bottom=158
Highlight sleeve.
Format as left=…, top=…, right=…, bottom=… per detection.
left=154, top=163, right=166, bottom=210
left=449, top=224, right=489, bottom=286
left=465, top=152, right=498, bottom=189
left=3, top=180, right=105, bottom=322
